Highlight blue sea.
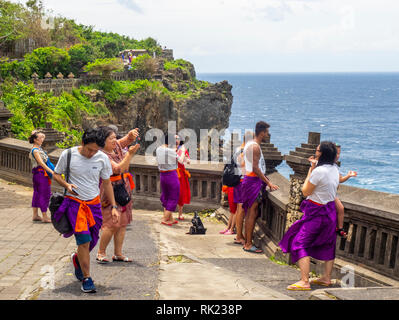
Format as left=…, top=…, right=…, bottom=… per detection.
left=197, top=73, right=399, bottom=194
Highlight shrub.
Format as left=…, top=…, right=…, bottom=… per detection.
left=24, top=46, right=71, bottom=78
left=67, top=43, right=96, bottom=76
left=84, top=58, right=124, bottom=78
left=130, top=54, right=157, bottom=76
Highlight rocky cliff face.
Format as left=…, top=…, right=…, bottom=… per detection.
left=83, top=60, right=233, bottom=153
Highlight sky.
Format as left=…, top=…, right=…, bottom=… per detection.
left=11, top=0, right=399, bottom=73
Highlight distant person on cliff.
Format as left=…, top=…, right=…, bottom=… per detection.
left=52, top=128, right=119, bottom=293
left=308, top=144, right=357, bottom=238
left=241, top=122, right=279, bottom=253
left=156, top=134, right=180, bottom=226
left=279, top=141, right=339, bottom=290
left=96, top=126, right=140, bottom=264
left=175, top=135, right=191, bottom=221
left=28, top=130, right=54, bottom=223
left=233, top=131, right=254, bottom=244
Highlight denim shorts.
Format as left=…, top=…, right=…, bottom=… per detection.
left=75, top=233, right=92, bottom=246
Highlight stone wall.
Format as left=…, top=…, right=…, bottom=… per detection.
left=0, top=136, right=398, bottom=283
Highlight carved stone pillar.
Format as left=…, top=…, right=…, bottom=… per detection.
left=39, top=122, right=65, bottom=151
left=284, top=132, right=321, bottom=230
left=261, top=134, right=283, bottom=174
left=0, top=100, right=13, bottom=139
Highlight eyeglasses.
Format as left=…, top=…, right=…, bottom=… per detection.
left=316, top=149, right=321, bottom=152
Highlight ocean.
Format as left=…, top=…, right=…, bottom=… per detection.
left=197, top=72, right=399, bottom=194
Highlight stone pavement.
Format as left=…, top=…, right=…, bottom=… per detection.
left=1, top=178, right=390, bottom=301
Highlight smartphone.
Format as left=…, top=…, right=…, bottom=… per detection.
left=71, top=188, right=79, bottom=195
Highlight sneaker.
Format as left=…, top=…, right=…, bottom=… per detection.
left=71, top=253, right=84, bottom=282
left=81, top=277, right=96, bottom=293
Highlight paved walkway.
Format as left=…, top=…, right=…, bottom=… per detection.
left=0, top=178, right=346, bottom=300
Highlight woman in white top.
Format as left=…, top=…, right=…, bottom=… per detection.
left=279, top=141, right=340, bottom=290
left=156, top=134, right=181, bottom=226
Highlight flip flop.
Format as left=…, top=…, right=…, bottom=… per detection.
left=178, top=216, right=184, bottom=221
left=96, top=255, right=110, bottom=264
left=243, top=245, right=263, bottom=254
left=287, top=283, right=311, bottom=291
left=172, top=220, right=178, bottom=224
left=310, top=278, right=331, bottom=287
left=32, top=218, right=42, bottom=222
left=112, top=255, right=132, bottom=262
left=234, top=240, right=245, bottom=245
left=161, top=221, right=173, bottom=226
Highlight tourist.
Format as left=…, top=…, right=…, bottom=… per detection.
left=233, top=131, right=254, bottom=245
left=241, top=122, right=279, bottom=253
left=156, top=134, right=180, bottom=226
left=52, top=128, right=119, bottom=293
left=220, top=185, right=237, bottom=235
left=29, top=130, right=54, bottom=223
left=96, top=126, right=140, bottom=264
left=175, top=135, right=191, bottom=220
left=334, top=144, right=357, bottom=238
left=279, top=141, right=340, bottom=290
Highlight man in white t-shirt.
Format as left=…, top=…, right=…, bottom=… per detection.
left=53, top=128, right=119, bottom=293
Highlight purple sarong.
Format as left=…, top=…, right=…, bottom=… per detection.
left=31, top=167, right=51, bottom=212
left=279, top=199, right=337, bottom=263
left=233, top=181, right=243, bottom=204
left=241, top=176, right=265, bottom=214
left=160, top=171, right=180, bottom=212
left=53, top=197, right=103, bottom=252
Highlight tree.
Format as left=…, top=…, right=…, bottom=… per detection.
left=68, top=43, right=95, bottom=75
left=83, top=58, right=124, bottom=79
left=24, top=46, right=71, bottom=78
left=0, top=1, right=27, bottom=47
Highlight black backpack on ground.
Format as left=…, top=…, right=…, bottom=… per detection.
left=189, top=212, right=207, bottom=235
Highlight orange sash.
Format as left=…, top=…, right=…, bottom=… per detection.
left=161, top=169, right=180, bottom=178
left=37, top=167, right=52, bottom=185
left=65, top=195, right=100, bottom=233
left=177, top=167, right=190, bottom=179
left=246, top=172, right=258, bottom=177
left=110, top=173, right=135, bottom=190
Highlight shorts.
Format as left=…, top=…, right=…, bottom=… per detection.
left=75, top=233, right=92, bottom=246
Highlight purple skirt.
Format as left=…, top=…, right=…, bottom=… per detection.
left=32, top=167, right=51, bottom=213
left=233, top=181, right=243, bottom=204
left=160, top=171, right=180, bottom=212
left=279, top=199, right=337, bottom=263
left=53, top=197, right=103, bottom=252
left=241, top=176, right=265, bottom=214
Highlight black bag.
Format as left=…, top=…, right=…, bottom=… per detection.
left=50, top=149, right=72, bottom=234
left=113, top=174, right=131, bottom=207
left=189, top=212, right=207, bottom=235
left=222, top=149, right=243, bottom=188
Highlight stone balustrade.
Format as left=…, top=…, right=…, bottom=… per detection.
left=0, top=135, right=398, bottom=282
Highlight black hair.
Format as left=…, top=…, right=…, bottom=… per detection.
left=255, top=121, right=270, bottom=137
left=98, top=126, right=116, bottom=142
left=162, top=132, right=176, bottom=147
left=82, top=128, right=105, bottom=148
left=28, top=131, right=39, bottom=144
left=316, top=141, right=337, bottom=167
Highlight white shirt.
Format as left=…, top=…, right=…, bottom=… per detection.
left=54, top=147, right=112, bottom=201
left=156, top=146, right=178, bottom=171
left=243, top=141, right=266, bottom=175
left=307, top=164, right=340, bottom=204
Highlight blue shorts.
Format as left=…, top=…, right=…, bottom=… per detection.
left=75, top=233, right=92, bottom=246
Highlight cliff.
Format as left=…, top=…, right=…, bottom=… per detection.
left=81, top=60, right=233, bottom=151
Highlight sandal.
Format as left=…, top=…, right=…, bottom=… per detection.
left=243, top=245, right=263, bottom=254
left=32, top=217, right=42, bottom=222
left=219, top=228, right=229, bottom=234
left=178, top=216, right=184, bottom=221
left=224, top=230, right=235, bottom=235
left=96, top=254, right=110, bottom=264
left=287, top=282, right=311, bottom=291
left=336, top=228, right=347, bottom=238
left=112, top=255, right=132, bottom=262
left=161, top=221, right=173, bottom=226
left=310, top=278, right=331, bottom=287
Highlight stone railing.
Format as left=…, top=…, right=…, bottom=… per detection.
left=1, top=136, right=398, bottom=283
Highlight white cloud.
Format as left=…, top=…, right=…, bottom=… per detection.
left=116, top=0, right=143, bottom=13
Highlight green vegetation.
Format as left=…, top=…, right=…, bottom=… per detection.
left=0, top=80, right=109, bottom=147
left=83, top=58, right=124, bottom=78
left=0, top=0, right=162, bottom=79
